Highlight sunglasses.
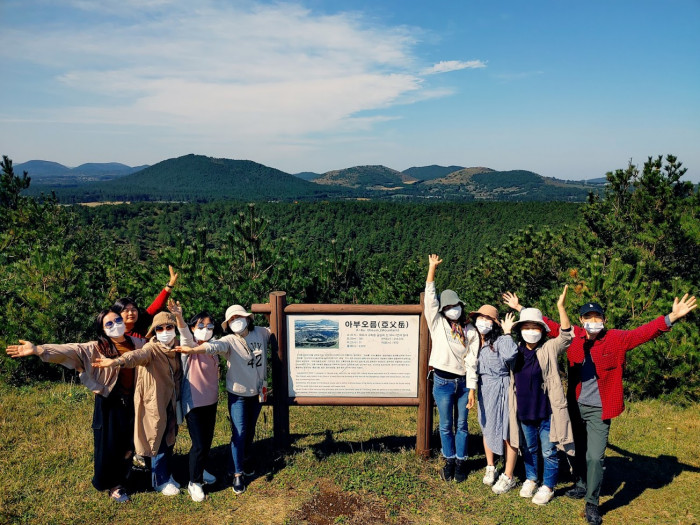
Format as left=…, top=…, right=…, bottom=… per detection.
left=104, top=317, right=124, bottom=329
left=196, top=323, right=215, bottom=330
left=155, top=325, right=175, bottom=332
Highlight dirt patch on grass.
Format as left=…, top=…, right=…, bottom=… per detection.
left=289, top=480, right=405, bottom=525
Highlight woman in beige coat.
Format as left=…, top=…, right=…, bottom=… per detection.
left=96, top=303, right=193, bottom=496
left=5, top=309, right=146, bottom=503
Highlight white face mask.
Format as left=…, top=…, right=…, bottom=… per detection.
left=230, top=318, right=248, bottom=334
left=193, top=327, right=214, bottom=342
left=156, top=329, right=176, bottom=345
left=521, top=329, right=543, bottom=344
left=443, top=306, right=462, bottom=321
left=475, top=318, right=493, bottom=335
left=104, top=323, right=126, bottom=338
left=584, top=322, right=605, bottom=335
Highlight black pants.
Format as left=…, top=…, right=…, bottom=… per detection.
left=92, top=390, right=134, bottom=492
left=185, top=403, right=218, bottom=484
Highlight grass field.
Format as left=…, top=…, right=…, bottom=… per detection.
left=0, top=382, right=698, bottom=525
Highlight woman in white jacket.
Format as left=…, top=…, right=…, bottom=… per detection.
left=177, top=304, right=268, bottom=495
left=424, top=254, right=479, bottom=483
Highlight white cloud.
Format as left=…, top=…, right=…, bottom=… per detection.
left=0, top=0, right=485, bottom=166
left=421, top=60, right=487, bottom=75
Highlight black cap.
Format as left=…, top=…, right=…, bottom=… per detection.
left=579, top=302, right=605, bottom=316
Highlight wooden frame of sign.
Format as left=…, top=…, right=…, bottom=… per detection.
left=252, top=291, right=433, bottom=457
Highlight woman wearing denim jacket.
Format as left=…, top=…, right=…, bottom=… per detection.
left=424, top=254, right=479, bottom=483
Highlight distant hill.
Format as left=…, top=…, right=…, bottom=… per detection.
left=34, top=154, right=348, bottom=203
left=15, top=160, right=147, bottom=186
left=293, top=171, right=321, bottom=181
left=313, top=165, right=418, bottom=189
left=420, top=169, right=596, bottom=201
left=402, top=165, right=466, bottom=180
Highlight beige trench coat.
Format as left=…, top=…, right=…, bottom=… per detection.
left=508, top=328, right=575, bottom=456
left=120, top=338, right=183, bottom=457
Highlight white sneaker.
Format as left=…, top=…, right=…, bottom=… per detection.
left=520, top=479, right=538, bottom=498
left=155, top=481, right=180, bottom=496
left=203, top=470, right=217, bottom=485
left=532, top=485, right=554, bottom=505
left=188, top=482, right=205, bottom=502
left=482, top=465, right=497, bottom=486
left=492, top=473, right=517, bottom=494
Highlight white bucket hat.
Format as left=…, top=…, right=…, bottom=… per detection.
left=221, top=304, right=253, bottom=331
left=512, top=308, right=550, bottom=332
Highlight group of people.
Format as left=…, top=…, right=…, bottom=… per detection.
left=5, top=258, right=697, bottom=523
left=425, top=254, right=696, bottom=525
left=6, top=267, right=270, bottom=503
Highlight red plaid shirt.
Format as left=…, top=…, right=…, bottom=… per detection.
left=543, top=315, right=670, bottom=420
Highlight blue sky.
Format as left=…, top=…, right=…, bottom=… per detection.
left=1, top=0, right=699, bottom=181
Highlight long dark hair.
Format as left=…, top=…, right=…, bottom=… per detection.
left=95, top=308, right=121, bottom=358
left=473, top=314, right=503, bottom=351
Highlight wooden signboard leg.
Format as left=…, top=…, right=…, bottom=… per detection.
left=270, top=291, right=290, bottom=450
left=416, top=292, right=432, bottom=457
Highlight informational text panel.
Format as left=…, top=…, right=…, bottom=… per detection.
left=287, top=314, right=420, bottom=397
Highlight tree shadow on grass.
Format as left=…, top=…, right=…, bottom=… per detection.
left=599, top=443, right=700, bottom=514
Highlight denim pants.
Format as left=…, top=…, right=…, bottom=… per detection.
left=227, top=392, right=262, bottom=475
left=521, top=417, right=558, bottom=489
left=432, top=374, right=470, bottom=459
left=151, top=438, right=174, bottom=488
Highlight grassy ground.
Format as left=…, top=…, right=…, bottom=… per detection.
left=0, top=382, right=698, bottom=525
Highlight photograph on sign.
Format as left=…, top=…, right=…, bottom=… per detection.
left=287, top=314, right=420, bottom=398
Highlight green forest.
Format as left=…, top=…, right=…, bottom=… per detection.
left=1, top=154, right=698, bottom=402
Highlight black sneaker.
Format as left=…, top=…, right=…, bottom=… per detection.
left=566, top=484, right=587, bottom=499
left=585, top=503, right=603, bottom=525
left=232, top=475, right=246, bottom=495
left=454, top=459, right=467, bottom=483
left=439, top=458, right=455, bottom=482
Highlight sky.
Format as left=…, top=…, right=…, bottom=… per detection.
left=1, top=0, right=699, bottom=181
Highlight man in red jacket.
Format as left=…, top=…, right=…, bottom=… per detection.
left=503, top=291, right=696, bottom=525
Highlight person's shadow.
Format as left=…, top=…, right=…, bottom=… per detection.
left=599, top=443, right=700, bottom=513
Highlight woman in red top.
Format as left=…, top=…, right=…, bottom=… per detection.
left=113, top=266, right=179, bottom=338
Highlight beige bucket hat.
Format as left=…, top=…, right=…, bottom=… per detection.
left=221, top=304, right=254, bottom=332
left=512, top=308, right=550, bottom=332
left=468, top=304, right=501, bottom=326
left=145, top=311, right=177, bottom=338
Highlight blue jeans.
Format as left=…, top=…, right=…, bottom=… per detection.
left=152, top=438, right=174, bottom=488
left=432, top=374, right=470, bottom=459
left=521, top=418, right=558, bottom=489
left=227, top=392, right=262, bottom=475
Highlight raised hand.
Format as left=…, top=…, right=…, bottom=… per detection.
left=501, top=312, right=515, bottom=334
left=669, top=293, right=697, bottom=323
left=168, top=265, right=179, bottom=288
left=167, top=298, right=182, bottom=317
left=557, top=285, right=569, bottom=309
left=502, top=291, right=522, bottom=312
left=5, top=340, right=37, bottom=358
left=428, top=254, right=443, bottom=267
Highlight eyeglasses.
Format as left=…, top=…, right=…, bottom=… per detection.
left=196, top=323, right=215, bottom=330
left=155, top=325, right=175, bottom=332
left=104, top=317, right=124, bottom=329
